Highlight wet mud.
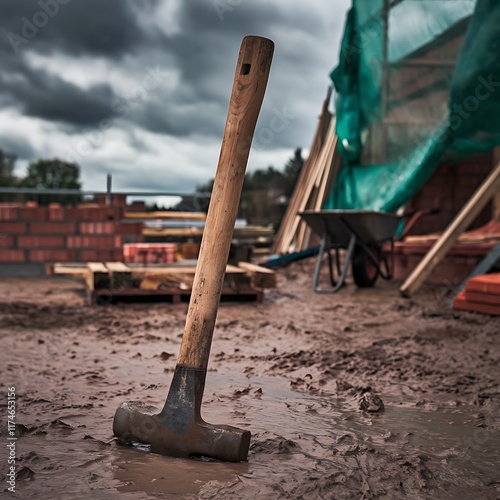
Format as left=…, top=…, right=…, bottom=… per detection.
left=0, top=261, right=499, bottom=498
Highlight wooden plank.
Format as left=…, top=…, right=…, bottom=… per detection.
left=131, top=264, right=245, bottom=276
left=493, top=147, right=500, bottom=221
left=143, top=228, right=204, bottom=238
left=272, top=90, right=332, bottom=254
left=237, top=261, right=276, bottom=288
left=400, top=160, right=500, bottom=297
left=86, top=262, right=110, bottom=291
left=125, top=211, right=206, bottom=220
left=105, top=262, right=133, bottom=289
left=51, top=264, right=87, bottom=278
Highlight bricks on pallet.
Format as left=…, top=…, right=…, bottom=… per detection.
left=0, top=249, right=25, bottom=262
left=29, top=249, right=76, bottom=262
left=0, top=204, right=21, bottom=221
left=20, top=207, right=49, bottom=220
left=466, top=273, right=500, bottom=295
left=453, top=290, right=500, bottom=316
left=0, top=222, right=27, bottom=234
left=0, top=235, right=14, bottom=248
left=17, top=236, right=65, bottom=248
left=123, top=243, right=177, bottom=264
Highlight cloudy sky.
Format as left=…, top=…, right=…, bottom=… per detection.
left=0, top=0, right=350, bottom=198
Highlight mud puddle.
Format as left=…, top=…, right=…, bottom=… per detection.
left=11, top=373, right=500, bottom=499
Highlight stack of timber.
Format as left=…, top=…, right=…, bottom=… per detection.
left=272, top=89, right=343, bottom=255
left=453, top=273, right=500, bottom=316
left=48, top=261, right=276, bottom=304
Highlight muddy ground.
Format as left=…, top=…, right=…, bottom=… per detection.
left=0, top=261, right=499, bottom=499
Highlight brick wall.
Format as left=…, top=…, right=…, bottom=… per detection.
left=0, top=200, right=143, bottom=264
left=406, top=153, right=493, bottom=235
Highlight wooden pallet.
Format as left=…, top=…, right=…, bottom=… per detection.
left=48, top=261, right=275, bottom=304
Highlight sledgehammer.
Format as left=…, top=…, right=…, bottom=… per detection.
left=113, top=36, right=274, bottom=462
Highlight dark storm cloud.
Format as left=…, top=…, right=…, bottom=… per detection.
left=0, top=0, right=162, bottom=128
left=133, top=0, right=330, bottom=147
left=0, top=66, right=115, bottom=126
left=2, top=0, right=157, bottom=57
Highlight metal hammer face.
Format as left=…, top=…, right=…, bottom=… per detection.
left=113, top=366, right=251, bottom=462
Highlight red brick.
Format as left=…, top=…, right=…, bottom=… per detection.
left=67, top=236, right=114, bottom=248
left=30, top=222, right=75, bottom=234
left=20, top=207, right=49, bottom=220
left=65, top=207, right=122, bottom=222
left=465, top=290, right=500, bottom=306
left=0, top=222, right=26, bottom=234
left=117, top=222, right=143, bottom=234
left=79, top=222, right=117, bottom=234
left=113, top=249, right=123, bottom=261
left=467, top=273, right=500, bottom=295
left=28, top=249, right=76, bottom=262
left=114, top=235, right=123, bottom=248
left=48, top=207, right=65, bottom=221
left=0, top=249, right=25, bottom=262
left=453, top=290, right=500, bottom=316
left=17, top=236, right=65, bottom=248
left=0, top=204, right=21, bottom=221
left=0, top=235, right=14, bottom=248
left=79, top=250, right=115, bottom=261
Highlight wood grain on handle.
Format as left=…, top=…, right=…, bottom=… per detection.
left=178, top=36, right=274, bottom=369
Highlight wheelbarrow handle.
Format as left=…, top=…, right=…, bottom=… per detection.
left=399, top=207, right=441, bottom=241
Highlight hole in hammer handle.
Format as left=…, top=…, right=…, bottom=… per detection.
left=240, top=63, right=251, bottom=75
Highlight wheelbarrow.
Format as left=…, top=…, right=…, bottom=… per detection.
left=299, top=208, right=438, bottom=293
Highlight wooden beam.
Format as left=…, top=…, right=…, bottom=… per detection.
left=105, top=262, right=133, bottom=289
left=237, top=261, right=277, bottom=288
left=493, top=147, right=500, bottom=222
left=400, top=159, right=500, bottom=297
left=86, top=262, right=109, bottom=291
left=125, top=211, right=206, bottom=220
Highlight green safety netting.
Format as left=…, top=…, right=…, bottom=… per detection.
left=325, top=0, right=500, bottom=212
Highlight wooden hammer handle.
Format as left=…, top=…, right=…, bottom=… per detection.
left=178, top=36, right=274, bottom=369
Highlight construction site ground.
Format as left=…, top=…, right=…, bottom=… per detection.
left=1, top=260, right=499, bottom=499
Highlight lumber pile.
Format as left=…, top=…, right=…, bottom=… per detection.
left=272, top=89, right=343, bottom=254
left=49, top=261, right=276, bottom=304
left=404, top=221, right=500, bottom=244
left=453, top=273, right=500, bottom=316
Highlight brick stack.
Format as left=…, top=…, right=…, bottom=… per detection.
left=0, top=201, right=143, bottom=264
left=123, top=243, right=178, bottom=264
left=453, top=274, right=500, bottom=316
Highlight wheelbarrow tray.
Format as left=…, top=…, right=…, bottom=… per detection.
left=299, top=210, right=402, bottom=249
left=298, top=210, right=402, bottom=293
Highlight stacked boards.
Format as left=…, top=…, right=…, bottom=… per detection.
left=271, top=89, right=343, bottom=255
left=453, top=273, right=500, bottom=315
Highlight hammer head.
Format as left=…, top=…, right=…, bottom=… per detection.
left=113, top=366, right=251, bottom=462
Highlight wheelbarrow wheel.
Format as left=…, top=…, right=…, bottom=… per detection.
left=352, top=245, right=380, bottom=287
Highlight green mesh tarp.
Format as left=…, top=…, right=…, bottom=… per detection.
left=325, top=0, right=500, bottom=212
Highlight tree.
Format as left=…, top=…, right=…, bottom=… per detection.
left=0, top=150, right=18, bottom=187
left=0, top=150, right=20, bottom=202
left=20, top=159, right=82, bottom=205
